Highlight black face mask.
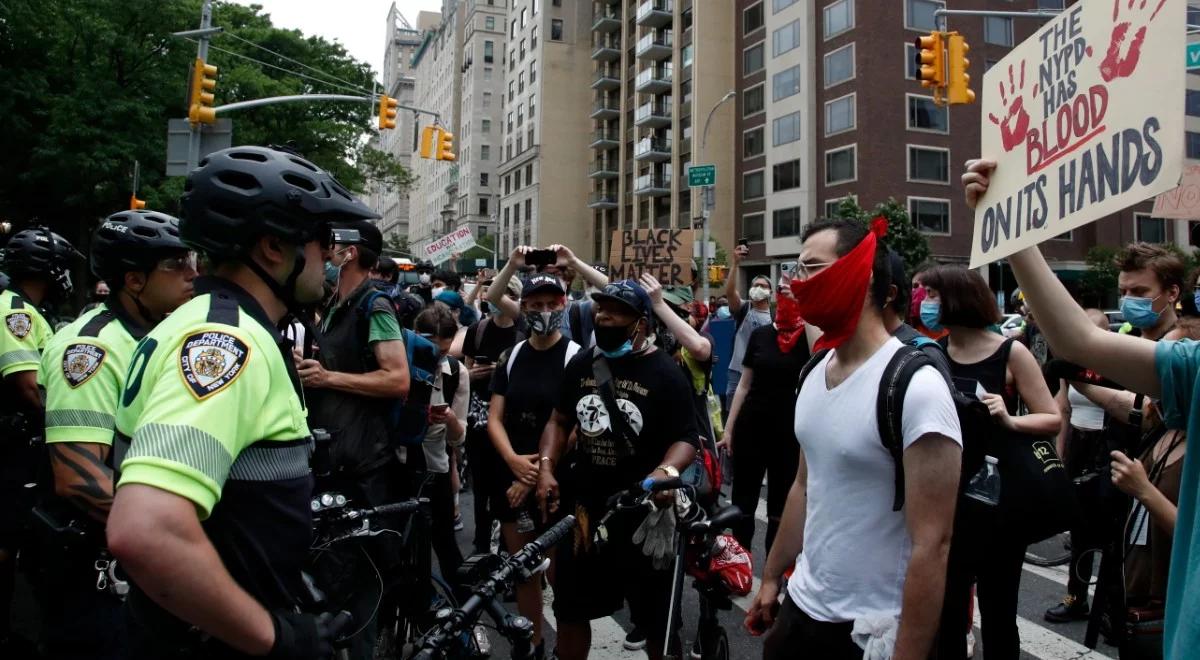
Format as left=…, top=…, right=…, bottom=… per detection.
left=656, top=328, right=679, bottom=356
left=480, top=301, right=491, bottom=316
left=594, top=321, right=638, bottom=356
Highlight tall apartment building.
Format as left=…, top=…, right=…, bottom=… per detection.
left=369, top=4, right=429, bottom=241
left=454, top=0, right=508, bottom=241
left=733, top=0, right=1172, bottom=289
left=582, top=0, right=736, bottom=263
left=409, top=3, right=461, bottom=250
left=495, top=0, right=594, bottom=258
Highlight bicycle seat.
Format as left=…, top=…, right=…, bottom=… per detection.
left=689, top=505, right=744, bottom=534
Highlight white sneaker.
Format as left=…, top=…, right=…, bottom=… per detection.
left=966, top=630, right=976, bottom=658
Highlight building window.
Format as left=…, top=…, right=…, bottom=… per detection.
left=825, top=145, right=857, bottom=185
left=504, top=176, right=511, bottom=195
left=520, top=39, right=526, bottom=61
left=520, top=7, right=527, bottom=27
left=518, top=72, right=525, bottom=93
left=773, top=159, right=801, bottom=192
left=1189, top=132, right=1200, bottom=159
left=511, top=19, right=517, bottom=38
left=481, top=145, right=491, bottom=160
left=482, top=118, right=491, bottom=133
left=526, top=164, right=533, bottom=183
left=530, top=61, right=537, bottom=83
left=773, top=110, right=802, bottom=146
left=744, top=3, right=764, bottom=33
left=525, top=199, right=532, bottom=221
left=773, top=65, right=801, bottom=101
left=508, top=81, right=514, bottom=101
left=1135, top=214, right=1167, bottom=243
left=823, top=43, right=854, bottom=87
left=905, top=43, right=918, bottom=79
left=823, top=0, right=854, bottom=39
left=479, top=197, right=489, bottom=215
left=909, top=197, right=951, bottom=234
left=824, top=94, right=855, bottom=135
left=773, top=207, right=802, bottom=238
left=743, top=171, right=764, bottom=200
left=483, top=40, right=494, bottom=63
left=551, top=19, right=563, bottom=40
left=483, top=92, right=492, bottom=108
left=907, top=146, right=949, bottom=183
left=485, top=16, right=495, bottom=30
left=908, top=94, right=949, bottom=133
left=682, top=44, right=694, bottom=68
left=744, top=128, right=765, bottom=158
left=743, top=213, right=765, bottom=242
left=743, top=85, right=765, bottom=116
left=514, top=170, right=521, bottom=190
left=773, top=0, right=798, bottom=13
left=484, top=66, right=493, bottom=81
left=532, top=26, right=537, bottom=48
left=985, top=17, right=1013, bottom=46
left=529, top=96, right=536, bottom=118
left=1188, top=90, right=1200, bottom=118
left=772, top=20, right=800, bottom=57
left=743, top=44, right=765, bottom=75
left=1038, top=0, right=1065, bottom=8
left=825, top=196, right=855, bottom=218
left=905, top=0, right=943, bottom=31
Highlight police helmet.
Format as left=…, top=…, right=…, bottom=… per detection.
left=90, top=210, right=188, bottom=283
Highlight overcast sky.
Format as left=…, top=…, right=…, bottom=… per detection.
left=227, top=0, right=442, bottom=77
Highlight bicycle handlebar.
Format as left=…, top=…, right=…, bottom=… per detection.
left=366, top=499, right=427, bottom=518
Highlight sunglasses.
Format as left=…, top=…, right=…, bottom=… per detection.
left=157, top=252, right=197, bottom=273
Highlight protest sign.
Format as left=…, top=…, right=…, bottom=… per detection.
left=608, top=229, right=695, bottom=285
left=970, top=0, right=1184, bottom=268
left=420, top=227, right=476, bottom=265
left=1152, top=162, right=1200, bottom=219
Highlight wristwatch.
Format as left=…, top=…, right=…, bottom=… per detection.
left=539, top=456, right=554, bottom=470
left=655, top=465, right=680, bottom=478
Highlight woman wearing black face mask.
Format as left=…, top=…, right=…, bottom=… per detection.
left=487, top=274, right=581, bottom=660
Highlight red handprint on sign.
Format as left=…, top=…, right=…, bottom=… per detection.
left=1099, top=0, right=1167, bottom=82
left=988, top=61, right=1037, bottom=153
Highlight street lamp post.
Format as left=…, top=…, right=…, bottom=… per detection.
left=699, top=90, right=737, bottom=306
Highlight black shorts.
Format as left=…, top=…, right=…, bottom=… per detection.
left=550, top=505, right=673, bottom=640
left=488, top=481, right=541, bottom=524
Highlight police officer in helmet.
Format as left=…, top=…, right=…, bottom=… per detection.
left=106, top=146, right=377, bottom=659
left=34, top=210, right=196, bottom=659
left=0, top=226, right=80, bottom=652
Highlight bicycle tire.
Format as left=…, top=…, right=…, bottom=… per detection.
left=702, top=628, right=729, bottom=660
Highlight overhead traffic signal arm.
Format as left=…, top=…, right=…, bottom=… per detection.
left=188, top=57, right=218, bottom=125
left=947, top=33, right=975, bottom=105
left=914, top=31, right=946, bottom=105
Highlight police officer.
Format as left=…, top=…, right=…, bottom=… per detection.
left=0, top=226, right=79, bottom=651
left=33, top=210, right=195, bottom=659
left=106, top=146, right=378, bottom=659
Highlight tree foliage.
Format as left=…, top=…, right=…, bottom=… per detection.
left=0, top=0, right=410, bottom=248
left=829, top=197, right=933, bottom=276
left=1081, top=245, right=1120, bottom=309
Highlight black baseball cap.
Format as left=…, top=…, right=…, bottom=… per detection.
left=332, top=219, right=383, bottom=253
left=591, top=279, right=653, bottom=319
left=521, top=273, right=566, bottom=298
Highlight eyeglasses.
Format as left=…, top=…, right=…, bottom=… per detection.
left=794, top=261, right=833, bottom=279
left=157, top=252, right=197, bottom=273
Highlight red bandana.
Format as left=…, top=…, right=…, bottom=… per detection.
left=790, top=217, right=887, bottom=352
left=774, top=293, right=806, bottom=353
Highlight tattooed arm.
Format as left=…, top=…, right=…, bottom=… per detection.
left=49, top=442, right=114, bottom=522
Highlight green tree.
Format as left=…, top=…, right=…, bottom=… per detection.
left=1081, top=245, right=1120, bottom=309
left=358, top=146, right=418, bottom=195
left=830, top=197, right=932, bottom=277
left=383, top=233, right=412, bottom=259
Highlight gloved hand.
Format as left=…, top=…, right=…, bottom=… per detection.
left=267, top=609, right=350, bottom=660
left=632, top=502, right=677, bottom=570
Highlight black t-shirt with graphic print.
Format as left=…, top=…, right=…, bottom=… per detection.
left=556, top=347, right=699, bottom=508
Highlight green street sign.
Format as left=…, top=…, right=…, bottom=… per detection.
left=688, top=164, right=716, bottom=187
left=1188, top=42, right=1200, bottom=70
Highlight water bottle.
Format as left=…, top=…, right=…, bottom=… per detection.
left=516, top=509, right=536, bottom=534
left=964, top=455, right=1001, bottom=506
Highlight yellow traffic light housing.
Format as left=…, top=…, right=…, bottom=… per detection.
left=436, top=129, right=456, bottom=162
left=419, top=125, right=437, bottom=159
left=378, top=95, right=399, bottom=130
left=914, top=31, right=945, bottom=105
left=188, top=57, right=218, bottom=125
left=130, top=194, right=146, bottom=210
left=947, top=33, right=975, bottom=105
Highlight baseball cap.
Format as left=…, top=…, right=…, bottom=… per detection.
left=333, top=219, right=383, bottom=253
left=522, top=273, right=566, bottom=298
left=661, top=285, right=694, bottom=309
left=591, top=279, right=653, bottom=319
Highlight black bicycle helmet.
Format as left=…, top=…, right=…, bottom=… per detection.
left=179, top=145, right=378, bottom=258
left=1, top=227, right=82, bottom=295
left=90, top=210, right=187, bottom=282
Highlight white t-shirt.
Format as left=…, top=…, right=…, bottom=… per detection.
left=788, top=338, right=962, bottom=623
left=1067, top=385, right=1105, bottom=431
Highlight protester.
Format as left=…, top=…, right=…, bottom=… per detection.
left=921, top=264, right=1062, bottom=659
left=882, top=250, right=953, bottom=380
left=722, top=245, right=773, bottom=409
left=963, top=157, right=1200, bottom=660
left=910, top=263, right=948, bottom=341
left=719, top=274, right=807, bottom=555
left=745, top=218, right=961, bottom=660
left=487, top=245, right=609, bottom=348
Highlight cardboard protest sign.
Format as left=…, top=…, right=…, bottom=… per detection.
left=1152, top=162, right=1200, bottom=219
left=421, top=227, right=476, bottom=265
left=608, top=229, right=695, bottom=285
left=970, top=0, right=1185, bottom=268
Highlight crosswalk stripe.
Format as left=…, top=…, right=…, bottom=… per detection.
left=971, top=595, right=1116, bottom=660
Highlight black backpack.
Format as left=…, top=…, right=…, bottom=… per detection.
left=796, top=343, right=989, bottom=511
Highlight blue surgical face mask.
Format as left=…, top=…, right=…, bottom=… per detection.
left=1120, top=295, right=1163, bottom=329
left=920, top=300, right=943, bottom=332
left=1193, top=290, right=1200, bottom=314
left=716, top=305, right=731, bottom=319
left=324, top=261, right=339, bottom=286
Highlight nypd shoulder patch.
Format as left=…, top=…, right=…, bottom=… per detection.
left=178, top=331, right=251, bottom=400
left=6, top=312, right=32, bottom=339
left=62, top=343, right=107, bottom=388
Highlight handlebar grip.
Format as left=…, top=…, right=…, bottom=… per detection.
left=527, top=514, right=577, bottom=556
left=641, top=476, right=686, bottom=493
left=328, top=610, right=354, bottom=646
left=369, top=499, right=426, bottom=517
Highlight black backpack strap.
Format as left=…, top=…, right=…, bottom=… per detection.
left=569, top=302, right=583, bottom=343
left=443, top=356, right=463, bottom=403
left=795, top=348, right=832, bottom=398
left=875, top=345, right=935, bottom=512
left=591, top=348, right=634, bottom=460
left=472, top=317, right=490, bottom=356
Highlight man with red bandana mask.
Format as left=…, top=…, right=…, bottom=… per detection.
left=745, top=218, right=962, bottom=660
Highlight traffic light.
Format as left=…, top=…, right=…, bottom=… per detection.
left=378, top=95, right=399, bottom=130
left=436, top=129, right=455, bottom=162
left=129, top=194, right=146, bottom=210
left=419, top=125, right=437, bottom=159
left=188, top=57, right=218, bottom=125
left=914, top=31, right=945, bottom=103
left=947, top=33, right=975, bottom=105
